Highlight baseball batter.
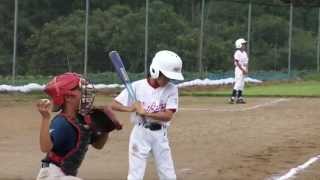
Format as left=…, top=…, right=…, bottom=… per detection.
left=111, top=50, right=184, bottom=180
left=36, top=72, right=121, bottom=180
left=229, top=38, right=249, bottom=104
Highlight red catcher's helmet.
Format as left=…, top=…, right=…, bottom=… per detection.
left=44, top=72, right=81, bottom=106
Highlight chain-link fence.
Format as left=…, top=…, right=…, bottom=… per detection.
left=1, top=0, right=320, bottom=84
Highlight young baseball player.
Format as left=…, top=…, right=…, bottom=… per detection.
left=111, top=50, right=184, bottom=180
left=229, top=38, right=249, bottom=104
left=36, top=72, right=121, bottom=180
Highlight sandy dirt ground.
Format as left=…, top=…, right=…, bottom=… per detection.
left=0, top=95, right=320, bottom=180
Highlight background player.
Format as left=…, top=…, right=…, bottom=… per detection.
left=36, top=72, right=120, bottom=180
left=111, top=50, right=184, bottom=180
left=229, top=38, right=249, bottom=104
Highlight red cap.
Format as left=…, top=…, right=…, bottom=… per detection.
left=44, top=72, right=81, bottom=106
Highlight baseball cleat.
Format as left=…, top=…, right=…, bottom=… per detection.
left=228, top=98, right=235, bottom=104
left=236, top=98, right=246, bottom=104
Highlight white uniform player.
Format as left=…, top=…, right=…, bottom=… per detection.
left=230, top=38, right=249, bottom=104
left=111, top=50, right=184, bottom=180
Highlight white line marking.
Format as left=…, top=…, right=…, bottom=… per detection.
left=180, top=98, right=289, bottom=112
left=178, top=168, right=193, bottom=174
left=270, top=155, right=320, bottom=180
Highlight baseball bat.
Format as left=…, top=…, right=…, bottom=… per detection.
left=108, top=51, right=137, bottom=101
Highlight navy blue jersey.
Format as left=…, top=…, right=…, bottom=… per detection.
left=49, top=115, right=77, bottom=156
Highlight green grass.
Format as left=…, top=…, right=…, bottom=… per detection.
left=301, top=72, right=320, bottom=81
left=1, top=80, right=319, bottom=98
left=1, top=71, right=320, bottom=97
left=181, top=81, right=320, bottom=97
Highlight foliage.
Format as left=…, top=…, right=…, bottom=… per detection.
left=0, top=0, right=319, bottom=76
left=26, top=10, right=86, bottom=74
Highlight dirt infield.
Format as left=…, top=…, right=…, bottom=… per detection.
left=0, top=95, right=320, bottom=180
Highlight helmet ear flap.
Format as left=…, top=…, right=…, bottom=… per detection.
left=149, top=63, right=159, bottom=79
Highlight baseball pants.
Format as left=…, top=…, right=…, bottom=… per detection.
left=233, top=67, right=245, bottom=91
left=36, top=163, right=82, bottom=180
left=127, top=125, right=176, bottom=180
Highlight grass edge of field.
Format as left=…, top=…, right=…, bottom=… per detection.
left=180, top=80, right=320, bottom=97
left=1, top=80, right=320, bottom=100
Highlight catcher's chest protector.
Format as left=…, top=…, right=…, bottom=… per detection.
left=45, top=114, right=93, bottom=176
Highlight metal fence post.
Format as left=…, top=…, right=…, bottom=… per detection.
left=288, top=1, right=293, bottom=77
left=317, top=7, right=320, bottom=72
left=199, top=0, right=205, bottom=78
left=12, top=0, right=18, bottom=84
left=84, top=0, right=89, bottom=76
left=247, top=1, right=252, bottom=58
left=144, top=0, right=149, bottom=76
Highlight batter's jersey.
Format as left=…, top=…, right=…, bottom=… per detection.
left=115, top=79, right=179, bottom=126
left=234, top=50, right=249, bottom=69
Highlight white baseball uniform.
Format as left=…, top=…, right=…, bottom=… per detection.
left=115, top=79, right=178, bottom=180
left=233, top=49, right=249, bottom=91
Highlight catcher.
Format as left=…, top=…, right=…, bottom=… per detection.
left=36, top=72, right=122, bottom=180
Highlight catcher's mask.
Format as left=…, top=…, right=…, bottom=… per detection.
left=44, top=72, right=96, bottom=115
left=79, top=77, right=95, bottom=115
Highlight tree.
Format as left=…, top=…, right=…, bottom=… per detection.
left=26, top=10, right=86, bottom=75
left=148, top=1, right=195, bottom=71
left=280, top=0, right=320, bottom=6
left=25, top=5, right=135, bottom=74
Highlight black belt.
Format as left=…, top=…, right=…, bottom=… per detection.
left=41, top=160, right=60, bottom=168
left=41, top=161, right=50, bottom=168
left=143, top=122, right=162, bottom=131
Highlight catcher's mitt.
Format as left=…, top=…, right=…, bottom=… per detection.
left=85, top=106, right=122, bottom=134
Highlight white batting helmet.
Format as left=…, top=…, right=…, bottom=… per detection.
left=149, top=50, right=184, bottom=80
left=235, top=38, right=247, bottom=49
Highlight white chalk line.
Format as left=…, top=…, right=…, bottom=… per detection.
left=180, top=98, right=289, bottom=112
left=269, top=155, right=320, bottom=180
left=181, top=98, right=318, bottom=180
